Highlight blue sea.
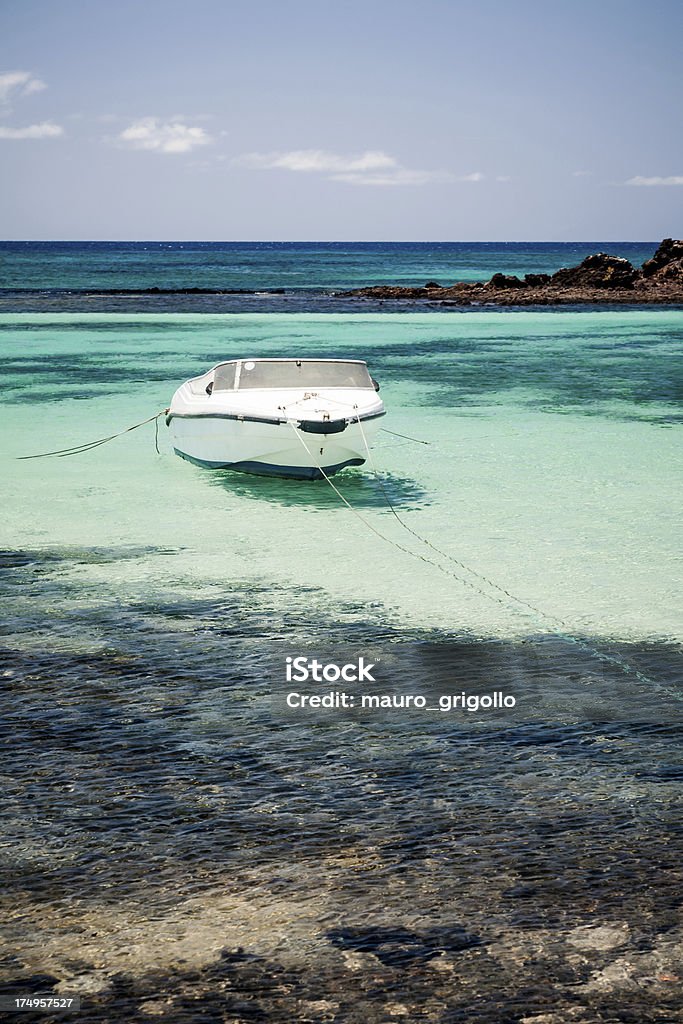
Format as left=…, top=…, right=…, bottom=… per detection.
left=1, top=242, right=682, bottom=1022
left=0, top=239, right=661, bottom=312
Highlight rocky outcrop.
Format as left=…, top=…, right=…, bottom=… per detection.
left=486, top=273, right=526, bottom=289
left=650, top=259, right=683, bottom=283
left=550, top=253, right=638, bottom=289
left=641, top=237, right=683, bottom=277
left=341, top=239, right=683, bottom=306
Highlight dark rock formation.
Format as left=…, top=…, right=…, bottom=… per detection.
left=487, top=273, right=526, bottom=289
left=551, top=253, right=638, bottom=289
left=651, top=259, right=683, bottom=283
left=641, top=237, right=683, bottom=277
left=341, top=239, right=683, bottom=306
left=641, top=237, right=683, bottom=283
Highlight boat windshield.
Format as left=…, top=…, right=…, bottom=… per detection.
left=233, top=359, right=374, bottom=390
left=213, top=362, right=237, bottom=391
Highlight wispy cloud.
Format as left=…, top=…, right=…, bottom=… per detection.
left=118, top=117, right=211, bottom=154
left=332, top=169, right=485, bottom=187
left=0, top=70, right=46, bottom=105
left=0, top=70, right=61, bottom=140
left=572, top=170, right=591, bottom=177
left=238, top=149, right=396, bottom=174
left=625, top=175, right=683, bottom=186
left=235, top=148, right=484, bottom=187
left=0, top=121, right=62, bottom=139
left=330, top=169, right=444, bottom=186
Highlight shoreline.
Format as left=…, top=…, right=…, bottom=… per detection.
left=342, top=237, right=683, bottom=307
left=342, top=285, right=683, bottom=307
left=2, top=290, right=682, bottom=315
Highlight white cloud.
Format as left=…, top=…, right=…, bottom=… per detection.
left=236, top=148, right=484, bottom=187
left=331, top=168, right=483, bottom=187
left=0, top=70, right=46, bottom=105
left=118, top=117, right=211, bottom=154
left=238, top=149, right=397, bottom=173
left=572, top=170, right=591, bottom=177
left=330, top=169, right=435, bottom=186
left=0, top=121, right=63, bottom=139
left=22, top=77, right=46, bottom=96
left=625, top=175, right=683, bottom=186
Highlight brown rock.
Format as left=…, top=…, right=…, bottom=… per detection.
left=551, top=253, right=638, bottom=289
left=487, top=272, right=527, bottom=289
left=652, top=259, right=683, bottom=283
left=641, top=237, right=683, bottom=277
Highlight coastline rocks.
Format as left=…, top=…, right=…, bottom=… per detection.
left=551, top=253, right=638, bottom=289
left=641, top=237, right=683, bottom=277
left=650, top=258, right=683, bottom=283
left=487, top=273, right=526, bottom=289
left=342, top=238, right=683, bottom=306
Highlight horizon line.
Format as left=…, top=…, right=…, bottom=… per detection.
left=0, top=238, right=663, bottom=245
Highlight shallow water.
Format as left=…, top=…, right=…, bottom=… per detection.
left=2, top=311, right=681, bottom=637
left=1, top=310, right=682, bottom=1021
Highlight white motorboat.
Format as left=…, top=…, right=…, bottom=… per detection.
left=166, top=357, right=386, bottom=479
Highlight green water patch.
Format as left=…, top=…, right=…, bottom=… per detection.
left=0, top=311, right=680, bottom=423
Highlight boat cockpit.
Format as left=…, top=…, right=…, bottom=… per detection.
left=199, top=358, right=377, bottom=395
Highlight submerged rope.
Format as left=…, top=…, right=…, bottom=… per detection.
left=286, top=420, right=502, bottom=604
left=354, top=414, right=668, bottom=689
left=381, top=427, right=431, bottom=445
left=17, top=410, right=168, bottom=460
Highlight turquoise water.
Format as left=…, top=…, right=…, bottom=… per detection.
left=2, top=310, right=681, bottom=638
left=1, top=309, right=682, bottom=1021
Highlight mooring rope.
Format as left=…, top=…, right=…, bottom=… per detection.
left=17, top=410, right=168, bottom=460
left=286, top=419, right=508, bottom=607
left=358, top=415, right=557, bottom=624
left=288, top=417, right=665, bottom=692
left=353, top=414, right=668, bottom=689
left=381, top=427, right=431, bottom=445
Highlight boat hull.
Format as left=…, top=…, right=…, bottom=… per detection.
left=168, top=414, right=384, bottom=479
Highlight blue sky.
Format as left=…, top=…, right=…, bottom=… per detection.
left=1, top=0, right=681, bottom=240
